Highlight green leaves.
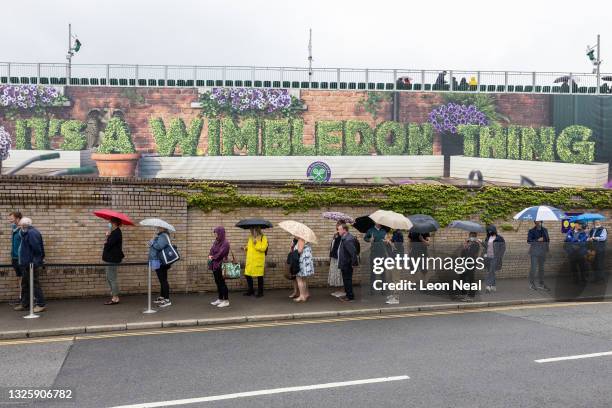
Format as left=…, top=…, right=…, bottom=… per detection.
left=60, top=120, right=86, bottom=150
left=344, top=120, right=374, bottom=155
left=149, top=117, right=204, bottom=156
left=407, top=123, right=434, bottom=155
left=221, top=118, right=258, bottom=156
left=316, top=121, right=343, bottom=155
left=262, top=119, right=291, bottom=156
left=375, top=121, right=406, bottom=155
left=97, top=117, right=136, bottom=154
left=556, top=125, right=595, bottom=164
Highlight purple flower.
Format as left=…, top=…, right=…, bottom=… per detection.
left=428, top=102, right=488, bottom=134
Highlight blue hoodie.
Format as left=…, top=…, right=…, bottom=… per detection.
left=11, top=224, right=21, bottom=259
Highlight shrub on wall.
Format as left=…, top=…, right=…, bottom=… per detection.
left=262, top=119, right=291, bottom=156
left=458, top=125, right=479, bottom=157
left=60, top=120, right=86, bottom=150
left=538, top=127, right=556, bottom=162
left=28, top=118, right=50, bottom=150
left=407, top=123, right=433, bottom=155
left=221, top=118, right=258, bottom=156
left=556, top=125, right=595, bottom=164
left=506, top=125, right=521, bottom=160
left=149, top=117, right=204, bottom=156
left=375, top=121, right=406, bottom=155
left=0, top=126, right=11, bottom=162
left=316, top=121, right=343, bottom=156
left=49, top=119, right=62, bottom=139
left=291, top=119, right=315, bottom=156
left=479, top=124, right=507, bottom=159
left=97, top=117, right=136, bottom=154
left=520, top=127, right=539, bottom=161
left=207, top=118, right=221, bottom=156
left=344, top=120, right=374, bottom=155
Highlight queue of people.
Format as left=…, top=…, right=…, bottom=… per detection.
left=5, top=211, right=609, bottom=313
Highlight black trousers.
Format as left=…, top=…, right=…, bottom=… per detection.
left=246, top=276, right=264, bottom=295
left=213, top=267, right=229, bottom=300
left=569, top=256, right=587, bottom=283
left=21, top=265, right=45, bottom=307
left=462, top=268, right=476, bottom=298
left=592, top=250, right=606, bottom=280
left=155, top=264, right=170, bottom=299
left=340, top=265, right=354, bottom=300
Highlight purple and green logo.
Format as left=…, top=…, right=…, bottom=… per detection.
left=307, top=161, right=331, bottom=183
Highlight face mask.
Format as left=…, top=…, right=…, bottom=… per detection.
left=108, top=223, right=113, bottom=230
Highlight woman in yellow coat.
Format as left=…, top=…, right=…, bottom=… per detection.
left=244, top=227, right=268, bottom=297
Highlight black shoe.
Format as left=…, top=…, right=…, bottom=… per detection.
left=243, top=292, right=254, bottom=296
left=255, top=293, right=264, bottom=298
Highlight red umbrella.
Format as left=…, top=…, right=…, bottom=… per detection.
left=93, top=209, right=135, bottom=226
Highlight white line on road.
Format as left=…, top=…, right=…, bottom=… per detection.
left=109, top=375, right=410, bottom=408
left=535, top=351, right=612, bottom=363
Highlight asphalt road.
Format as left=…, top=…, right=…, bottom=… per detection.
left=1, top=302, right=612, bottom=408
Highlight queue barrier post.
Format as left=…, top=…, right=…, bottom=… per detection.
left=143, top=263, right=156, bottom=314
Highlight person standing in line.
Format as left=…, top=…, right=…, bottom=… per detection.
left=14, top=217, right=46, bottom=313
left=102, top=217, right=124, bottom=305
left=328, top=222, right=344, bottom=298
left=459, top=232, right=482, bottom=302
left=565, top=222, right=588, bottom=284
left=337, top=223, right=358, bottom=302
left=383, top=230, right=401, bottom=305
left=294, top=237, right=314, bottom=302
left=527, top=221, right=550, bottom=291
left=208, top=226, right=231, bottom=308
left=288, top=237, right=300, bottom=299
left=588, top=220, right=607, bottom=283
left=8, top=211, right=23, bottom=305
left=244, top=227, right=268, bottom=298
left=409, top=230, right=431, bottom=276
left=483, top=225, right=505, bottom=293
left=364, top=223, right=387, bottom=294
left=148, top=227, right=172, bottom=307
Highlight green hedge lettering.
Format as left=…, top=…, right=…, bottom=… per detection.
left=291, top=119, right=315, bottom=156
left=344, top=120, right=374, bottom=155
left=407, top=123, right=433, bottom=155
left=556, top=125, right=595, bottom=164
left=375, top=121, right=406, bottom=155
left=60, top=120, right=86, bottom=150
left=262, top=119, right=291, bottom=156
left=221, top=118, right=258, bottom=156
left=97, top=117, right=136, bottom=154
left=316, top=120, right=343, bottom=155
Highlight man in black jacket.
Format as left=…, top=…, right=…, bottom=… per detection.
left=527, top=221, right=550, bottom=291
left=337, top=223, right=358, bottom=302
left=14, top=217, right=46, bottom=313
left=102, top=217, right=124, bottom=305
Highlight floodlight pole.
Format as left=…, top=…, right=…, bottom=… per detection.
left=66, top=23, right=73, bottom=82
left=596, top=34, right=601, bottom=91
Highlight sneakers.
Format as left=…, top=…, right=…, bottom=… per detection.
left=211, top=299, right=222, bottom=306
left=33, top=305, right=46, bottom=313
left=13, top=304, right=26, bottom=311
left=338, top=296, right=354, bottom=302
left=529, top=282, right=537, bottom=290
left=158, top=299, right=172, bottom=308
left=154, top=297, right=165, bottom=304
left=385, top=296, right=399, bottom=305
left=217, top=300, right=230, bottom=308
left=485, top=286, right=491, bottom=293
left=490, top=286, right=497, bottom=292
left=331, top=291, right=346, bottom=298
left=536, top=284, right=550, bottom=292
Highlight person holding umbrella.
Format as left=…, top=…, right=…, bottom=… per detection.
left=209, top=226, right=231, bottom=308
left=141, top=219, right=176, bottom=308
left=278, top=221, right=317, bottom=301
left=565, top=222, right=589, bottom=284
left=337, top=222, right=358, bottom=302
left=364, top=223, right=387, bottom=295
left=588, top=218, right=607, bottom=283
left=244, top=227, right=268, bottom=297
left=102, top=217, right=125, bottom=305
left=527, top=221, right=550, bottom=291
left=322, top=212, right=353, bottom=298
left=450, top=221, right=485, bottom=301
left=483, top=225, right=506, bottom=293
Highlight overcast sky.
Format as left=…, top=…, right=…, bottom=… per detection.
left=1, top=0, right=610, bottom=73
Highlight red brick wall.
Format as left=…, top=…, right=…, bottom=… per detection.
left=0, top=87, right=552, bottom=155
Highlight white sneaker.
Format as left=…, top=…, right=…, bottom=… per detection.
left=386, top=296, right=400, bottom=305
left=485, top=286, right=491, bottom=293
left=211, top=299, right=222, bottom=306
left=154, top=297, right=165, bottom=304
left=217, top=300, right=230, bottom=308
left=331, top=291, right=345, bottom=298
left=159, top=299, right=172, bottom=308
left=491, top=286, right=497, bottom=292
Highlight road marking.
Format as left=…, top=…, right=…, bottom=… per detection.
left=535, top=351, right=612, bottom=363
left=1, top=300, right=610, bottom=347
left=108, top=375, right=410, bottom=408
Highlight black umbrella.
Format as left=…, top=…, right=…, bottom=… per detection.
left=352, top=215, right=391, bottom=233
left=235, top=218, right=273, bottom=229
left=407, top=214, right=440, bottom=233
left=449, top=220, right=485, bottom=233
left=554, top=75, right=579, bottom=84
left=601, top=76, right=612, bottom=81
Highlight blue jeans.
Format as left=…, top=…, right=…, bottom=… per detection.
left=486, top=259, right=496, bottom=287
left=529, top=255, right=545, bottom=285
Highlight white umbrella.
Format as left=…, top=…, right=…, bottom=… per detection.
left=139, top=218, right=176, bottom=232
left=278, top=220, right=318, bottom=244
left=513, top=206, right=565, bottom=222
left=369, top=210, right=413, bottom=230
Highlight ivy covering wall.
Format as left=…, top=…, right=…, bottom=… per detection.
left=169, top=182, right=612, bottom=226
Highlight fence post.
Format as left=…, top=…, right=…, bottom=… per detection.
left=532, top=71, right=536, bottom=91
left=23, top=263, right=39, bottom=319
left=143, top=263, right=156, bottom=314
left=36, top=63, right=41, bottom=84
left=392, top=69, right=397, bottom=91
left=477, top=71, right=481, bottom=92
left=449, top=70, right=453, bottom=91
left=135, top=65, right=139, bottom=86
left=106, top=64, right=110, bottom=86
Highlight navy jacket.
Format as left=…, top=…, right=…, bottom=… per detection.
left=338, top=233, right=358, bottom=269
left=527, top=227, right=550, bottom=256
left=19, top=227, right=45, bottom=267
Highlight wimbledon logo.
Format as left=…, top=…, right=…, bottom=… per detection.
left=307, top=161, right=332, bottom=183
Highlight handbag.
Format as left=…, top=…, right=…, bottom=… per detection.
left=222, top=250, right=241, bottom=279
left=160, top=233, right=180, bottom=266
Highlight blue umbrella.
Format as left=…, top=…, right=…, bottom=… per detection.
left=568, top=213, right=606, bottom=223
left=513, top=206, right=566, bottom=221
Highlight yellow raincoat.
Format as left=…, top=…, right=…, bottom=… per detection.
left=244, top=235, right=268, bottom=277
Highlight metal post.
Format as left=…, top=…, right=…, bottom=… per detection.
left=392, top=69, right=397, bottom=91
left=596, top=34, right=601, bottom=94
left=23, top=264, right=39, bottom=319
left=193, top=65, right=197, bottom=85
left=222, top=66, right=226, bottom=85
left=106, top=64, right=110, bottom=86
left=67, top=23, right=72, bottom=83
left=164, top=65, right=168, bottom=87
left=143, top=264, right=156, bottom=314
left=135, top=65, right=139, bottom=86
left=532, top=71, right=536, bottom=91
left=477, top=71, right=481, bottom=92
left=449, top=70, right=453, bottom=91
left=337, top=68, right=341, bottom=86
left=504, top=71, right=508, bottom=91
left=421, top=70, right=425, bottom=89
left=569, top=72, right=573, bottom=94
left=365, top=68, right=369, bottom=88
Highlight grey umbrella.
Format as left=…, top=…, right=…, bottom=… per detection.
left=236, top=218, right=273, bottom=229
left=449, top=220, right=485, bottom=233
left=407, top=214, right=439, bottom=233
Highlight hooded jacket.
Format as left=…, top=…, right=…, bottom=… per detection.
left=483, top=226, right=506, bottom=271
left=19, top=226, right=45, bottom=267
left=209, top=226, right=230, bottom=271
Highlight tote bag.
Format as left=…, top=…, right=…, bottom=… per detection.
left=160, top=233, right=180, bottom=266
left=222, top=250, right=241, bottom=279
